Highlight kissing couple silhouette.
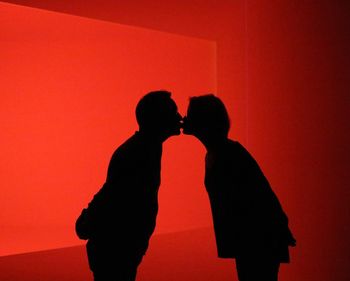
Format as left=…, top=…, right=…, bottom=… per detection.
left=75, top=90, right=296, bottom=281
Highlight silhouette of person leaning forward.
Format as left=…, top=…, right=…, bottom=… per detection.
left=75, top=90, right=182, bottom=281
left=182, top=94, right=296, bottom=281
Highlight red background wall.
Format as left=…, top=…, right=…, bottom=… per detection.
left=1, top=1, right=349, bottom=280
left=245, top=2, right=349, bottom=280
left=1, top=2, right=216, bottom=255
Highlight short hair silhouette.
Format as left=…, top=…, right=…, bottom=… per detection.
left=136, top=90, right=172, bottom=129
left=188, top=94, right=230, bottom=137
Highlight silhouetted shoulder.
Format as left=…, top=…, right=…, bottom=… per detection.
left=226, top=140, right=266, bottom=176
left=228, top=140, right=256, bottom=161
left=109, top=133, right=140, bottom=163
left=106, top=132, right=144, bottom=182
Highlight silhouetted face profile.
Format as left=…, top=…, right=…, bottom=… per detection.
left=136, top=90, right=182, bottom=141
left=182, top=94, right=230, bottom=142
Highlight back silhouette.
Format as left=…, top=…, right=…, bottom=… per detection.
left=75, top=90, right=182, bottom=281
left=182, top=94, right=296, bottom=281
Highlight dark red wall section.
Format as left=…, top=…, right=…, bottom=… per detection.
left=245, top=1, right=349, bottom=280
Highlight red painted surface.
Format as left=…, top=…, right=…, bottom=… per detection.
left=1, top=2, right=216, bottom=256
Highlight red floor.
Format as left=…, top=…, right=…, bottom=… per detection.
left=0, top=227, right=235, bottom=281
left=0, top=227, right=295, bottom=281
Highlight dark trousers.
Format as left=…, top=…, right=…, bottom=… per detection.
left=93, top=265, right=138, bottom=281
left=90, top=255, right=143, bottom=281
left=235, top=257, right=280, bottom=281
left=87, top=240, right=145, bottom=281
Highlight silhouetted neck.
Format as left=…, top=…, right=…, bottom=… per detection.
left=201, top=136, right=229, bottom=153
left=136, top=129, right=165, bottom=145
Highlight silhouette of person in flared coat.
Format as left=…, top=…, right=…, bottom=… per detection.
left=182, top=94, right=296, bottom=281
left=75, top=90, right=182, bottom=281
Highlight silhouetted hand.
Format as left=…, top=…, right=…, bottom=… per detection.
left=75, top=208, right=90, bottom=240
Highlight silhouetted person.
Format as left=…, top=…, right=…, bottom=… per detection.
left=182, top=94, right=296, bottom=281
left=75, top=90, right=182, bottom=281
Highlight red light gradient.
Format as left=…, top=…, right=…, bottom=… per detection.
left=0, top=2, right=216, bottom=256
left=1, top=1, right=349, bottom=281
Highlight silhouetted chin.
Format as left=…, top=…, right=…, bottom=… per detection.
left=166, top=127, right=181, bottom=138
left=172, top=128, right=181, bottom=136
left=181, top=127, right=192, bottom=135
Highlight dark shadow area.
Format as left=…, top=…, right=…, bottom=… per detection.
left=183, top=94, right=296, bottom=281
left=75, top=91, right=182, bottom=280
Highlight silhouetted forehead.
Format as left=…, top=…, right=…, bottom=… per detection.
left=187, top=100, right=203, bottom=116
left=167, top=98, right=178, bottom=111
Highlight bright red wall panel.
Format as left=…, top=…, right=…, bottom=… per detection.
left=0, top=2, right=216, bottom=256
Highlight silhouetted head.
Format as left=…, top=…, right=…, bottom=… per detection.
left=182, top=94, right=230, bottom=143
left=136, top=90, right=182, bottom=141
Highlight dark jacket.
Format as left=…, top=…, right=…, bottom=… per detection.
left=204, top=139, right=296, bottom=262
left=75, top=132, right=162, bottom=271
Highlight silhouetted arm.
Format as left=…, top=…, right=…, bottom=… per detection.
left=238, top=143, right=296, bottom=246
left=75, top=182, right=112, bottom=240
